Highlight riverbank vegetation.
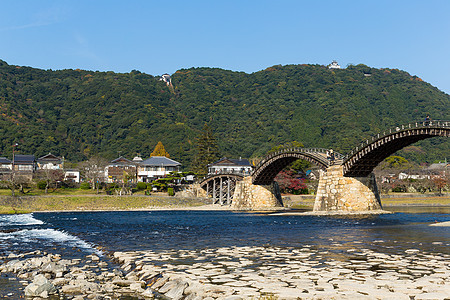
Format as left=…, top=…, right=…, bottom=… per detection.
left=0, top=194, right=210, bottom=213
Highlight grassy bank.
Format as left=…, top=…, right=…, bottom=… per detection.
left=0, top=195, right=210, bottom=213
left=284, top=194, right=450, bottom=209
left=1, top=193, right=449, bottom=214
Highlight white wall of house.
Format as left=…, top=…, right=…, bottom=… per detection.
left=137, top=166, right=179, bottom=182
left=38, top=162, right=63, bottom=170
left=0, top=163, right=12, bottom=170
left=64, top=170, right=80, bottom=183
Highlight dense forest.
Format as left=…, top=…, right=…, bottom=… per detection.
left=0, top=59, right=448, bottom=168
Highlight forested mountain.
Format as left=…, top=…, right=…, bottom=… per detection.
left=0, top=59, right=448, bottom=167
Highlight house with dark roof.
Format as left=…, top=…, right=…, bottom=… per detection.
left=105, top=156, right=137, bottom=183
left=12, top=154, right=36, bottom=179
left=0, top=157, right=12, bottom=180
left=137, top=156, right=181, bottom=182
left=37, top=153, right=63, bottom=170
left=208, top=157, right=253, bottom=176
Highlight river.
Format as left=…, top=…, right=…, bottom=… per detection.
left=1, top=208, right=449, bottom=298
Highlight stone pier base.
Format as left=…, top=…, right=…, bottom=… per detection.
left=313, top=165, right=382, bottom=212
left=232, top=177, right=283, bottom=210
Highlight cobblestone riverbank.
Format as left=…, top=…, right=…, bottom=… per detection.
left=1, top=243, right=449, bottom=299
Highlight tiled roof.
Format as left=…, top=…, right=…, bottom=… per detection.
left=110, top=156, right=134, bottom=164
left=14, top=155, right=35, bottom=163
left=140, top=156, right=181, bottom=167
left=37, top=153, right=61, bottom=162
left=0, top=157, right=11, bottom=164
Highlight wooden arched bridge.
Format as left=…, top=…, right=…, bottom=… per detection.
left=342, top=120, right=450, bottom=177
left=199, top=120, right=449, bottom=207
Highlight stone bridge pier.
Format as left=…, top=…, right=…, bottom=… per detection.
left=232, top=177, right=283, bottom=210
left=313, top=165, right=382, bottom=212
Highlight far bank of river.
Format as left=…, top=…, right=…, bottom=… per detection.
left=284, top=193, right=450, bottom=210
left=0, top=193, right=449, bottom=214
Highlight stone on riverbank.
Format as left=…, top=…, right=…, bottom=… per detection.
left=2, top=243, right=450, bottom=299
left=24, top=274, right=57, bottom=297
left=429, top=221, right=450, bottom=226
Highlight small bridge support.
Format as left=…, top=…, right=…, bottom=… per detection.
left=313, top=165, right=382, bottom=212
left=200, top=174, right=243, bottom=205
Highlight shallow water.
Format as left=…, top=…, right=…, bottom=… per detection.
left=1, top=208, right=449, bottom=258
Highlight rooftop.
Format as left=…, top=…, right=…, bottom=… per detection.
left=140, top=156, right=181, bottom=167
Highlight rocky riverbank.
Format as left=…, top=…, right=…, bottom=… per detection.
left=1, top=243, right=449, bottom=299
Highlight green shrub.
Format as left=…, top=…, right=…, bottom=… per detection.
left=136, top=182, right=147, bottom=190
left=37, top=181, right=47, bottom=190
left=80, top=182, right=91, bottom=190
left=168, top=187, right=174, bottom=196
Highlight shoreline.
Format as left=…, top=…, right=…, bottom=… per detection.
left=0, top=193, right=448, bottom=214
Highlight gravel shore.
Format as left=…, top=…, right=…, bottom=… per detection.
left=1, top=243, right=449, bottom=299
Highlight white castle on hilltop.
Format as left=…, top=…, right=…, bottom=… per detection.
left=328, top=60, right=341, bottom=69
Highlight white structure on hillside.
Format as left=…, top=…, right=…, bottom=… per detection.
left=160, top=74, right=172, bottom=86
left=328, top=60, right=341, bottom=69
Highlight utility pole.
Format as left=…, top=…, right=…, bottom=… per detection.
left=11, top=143, right=18, bottom=196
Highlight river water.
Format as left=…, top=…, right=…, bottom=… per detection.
left=0, top=208, right=449, bottom=297
left=1, top=208, right=449, bottom=258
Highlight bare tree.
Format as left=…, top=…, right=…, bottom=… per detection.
left=0, top=174, right=32, bottom=196
left=35, top=169, right=65, bottom=193
left=79, top=156, right=108, bottom=194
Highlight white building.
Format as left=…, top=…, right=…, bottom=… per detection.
left=64, top=169, right=80, bottom=183
left=208, top=157, right=253, bottom=176
left=37, top=153, right=63, bottom=170
left=137, top=156, right=181, bottom=182
left=328, top=60, right=341, bottom=69
left=398, top=172, right=430, bottom=180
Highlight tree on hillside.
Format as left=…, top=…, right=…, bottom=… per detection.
left=268, top=141, right=304, bottom=154
left=380, top=155, right=412, bottom=170
left=151, top=141, right=170, bottom=158
left=268, top=141, right=311, bottom=173
left=192, top=124, right=221, bottom=176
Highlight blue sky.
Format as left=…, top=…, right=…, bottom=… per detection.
left=1, top=0, right=450, bottom=94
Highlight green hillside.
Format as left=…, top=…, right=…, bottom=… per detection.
left=0, top=60, right=448, bottom=167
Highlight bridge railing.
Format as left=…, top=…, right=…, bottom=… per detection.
left=254, top=147, right=344, bottom=171
left=343, top=120, right=450, bottom=161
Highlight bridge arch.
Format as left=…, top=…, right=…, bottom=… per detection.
left=199, top=173, right=244, bottom=205
left=343, top=121, right=450, bottom=177
left=252, top=148, right=343, bottom=185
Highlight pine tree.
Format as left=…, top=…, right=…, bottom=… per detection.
left=151, top=141, right=170, bottom=158
left=192, top=124, right=221, bottom=176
